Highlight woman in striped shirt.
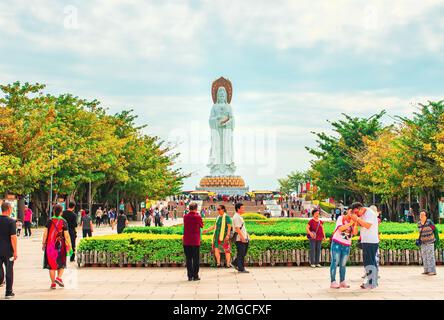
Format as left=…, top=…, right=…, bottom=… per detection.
left=418, top=210, right=437, bottom=276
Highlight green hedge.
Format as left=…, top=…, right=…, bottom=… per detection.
left=78, top=232, right=444, bottom=264
left=124, top=218, right=438, bottom=237
left=242, top=213, right=268, bottom=220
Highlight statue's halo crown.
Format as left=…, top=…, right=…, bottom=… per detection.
left=212, top=77, right=233, bottom=104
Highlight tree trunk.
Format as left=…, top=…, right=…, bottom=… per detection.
left=425, top=187, right=440, bottom=223
left=31, top=187, right=49, bottom=225
left=385, top=197, right=399, bottom=222
left=395, top=198, right=402, bottom=221
left=17, top=195, right=25, bottom=221
left=130, top=200, right=138, bottom=221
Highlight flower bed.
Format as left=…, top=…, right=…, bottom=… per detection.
left=77, top=233, right=444, bottom=267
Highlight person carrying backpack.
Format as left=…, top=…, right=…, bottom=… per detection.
left=329, top=209, right=358, bottom=289
left=42, top=205, right=72, bottom=290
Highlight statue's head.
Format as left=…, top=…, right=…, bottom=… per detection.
left=216, top=87, right=227, bottom=104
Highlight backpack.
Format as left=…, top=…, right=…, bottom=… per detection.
left=431, top=220, right=440, bottom=247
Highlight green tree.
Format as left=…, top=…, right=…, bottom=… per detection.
left=0, top=82, right=66, bottom=218
left=0, top=82, right=187, bottom=221
left=278, top=170, right=310, bottom=195
left=306, top=111, right=386, bottom=203
left=396, top=100, right=444, bottom=222
left=356, top=128, right=408, bottom=221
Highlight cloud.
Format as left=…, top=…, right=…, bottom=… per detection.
left=0, top=0, right=207, bottom=65
left=2, top=0, right=444, bottom=64
left=213, top=0, right=444, bottom=54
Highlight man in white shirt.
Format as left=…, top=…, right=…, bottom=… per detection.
left=231, top=203, right=249, bottom=273
left=350, top=202, right=379, bottom=289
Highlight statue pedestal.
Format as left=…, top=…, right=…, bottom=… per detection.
left=197, top=176, right=249, bottom=196
left=196, top=186, right=249, bottom=196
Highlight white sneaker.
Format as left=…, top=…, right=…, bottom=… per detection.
left=310, top=264, right=316, bottom=268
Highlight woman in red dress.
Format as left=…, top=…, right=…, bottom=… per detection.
left=42, top=204, right=71, bottom=289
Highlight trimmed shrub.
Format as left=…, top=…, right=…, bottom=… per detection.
left=78, top=232, right=444, bottom=264
left=124, top=218, right=437, bottom=237
left=241, top=213, right=268, bottom=220
left=319, top=201, right=335, bottom=213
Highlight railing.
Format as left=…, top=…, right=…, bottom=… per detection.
left=77, top=248, right=444, bottom=267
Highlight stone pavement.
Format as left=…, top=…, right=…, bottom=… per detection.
left=7, top=221, right=444, bottom=300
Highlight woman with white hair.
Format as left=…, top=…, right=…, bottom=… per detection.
left=369, top=205, right=378, bottom=213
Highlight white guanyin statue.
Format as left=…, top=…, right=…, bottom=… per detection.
left=208, top=77, right=236, bottom=176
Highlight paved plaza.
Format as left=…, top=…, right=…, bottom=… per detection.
left=8, top=223, right=444, bottom=300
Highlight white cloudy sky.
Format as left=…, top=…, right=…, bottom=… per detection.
left=1, top=0, right=443, bottom=190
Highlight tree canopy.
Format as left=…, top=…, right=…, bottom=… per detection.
left=0, top=82, right=187, bottom=219
left=306, top=111, right=386, bottom=202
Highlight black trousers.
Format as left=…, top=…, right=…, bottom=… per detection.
left=69, top=229, right=77, bottom=260
left=362, top=243, right=379, bottom=286
left=183, top=246, right=200, bottom=279
left=233, top=241, right=249, bottom=271
left=24, top=221, right=32, bottom=236
left=0, top=256, right=14, bottom=294
left=155, top=217, right=161, bottom=226
left=82, top=229, right=92, bottom=238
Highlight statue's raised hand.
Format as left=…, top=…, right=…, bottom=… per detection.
left=219, top=116, right=229, bottom=126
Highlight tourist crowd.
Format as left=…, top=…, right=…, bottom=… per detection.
left=0, top=200, right=439, bottom=298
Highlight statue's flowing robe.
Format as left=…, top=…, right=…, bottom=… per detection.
left=208, top=102, right=235, bottom=175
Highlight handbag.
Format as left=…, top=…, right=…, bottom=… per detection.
left=230, top=222, right=244, bottom=243
left=433, top=224, right=440, bottom=247
left=308, top=221, right=321, bottom=240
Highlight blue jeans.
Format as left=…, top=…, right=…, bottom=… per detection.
left=330, top=242, right=350, bottom=283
